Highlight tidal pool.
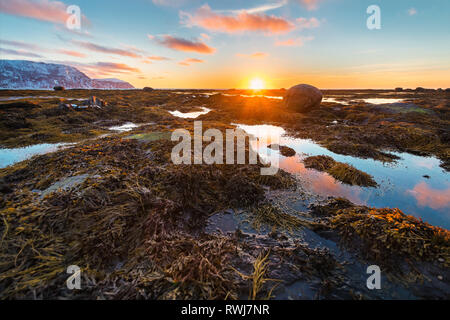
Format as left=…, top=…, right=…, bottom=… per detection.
left=236, top=124, right=450, bottom=229
left=0, top=96, right=86, bottom=101
left=168, top=107, right=211, bottom=118
left=0, top=143, right=73, bottom=169
left=359, top=98, right=405, bottom=104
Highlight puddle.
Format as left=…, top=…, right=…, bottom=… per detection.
left=0, top=143, right=73, bottom=168
left=359, top=98, right=405, bottom=104
left=108, top=122, right=154, bottom=132
left=235, top=124, right=450, bottom=229
left=168, top=107, right=211, bottom=118
left=0, top=96, right=86, bottom=101
left=322, top=97, right=349, bottom=105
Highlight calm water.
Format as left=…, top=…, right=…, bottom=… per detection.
left=0, top=96, right=86, bottom=101
left=236, top=124, right=450, bottom=229
left=168, top=107, right=211, bottom=118
left=0, top=143, right=72, bottom=169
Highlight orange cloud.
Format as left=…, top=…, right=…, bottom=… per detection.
left=275, top=36, right=314, bottom=47
left=146, top=55, right=170, bottom=61
left=181, top=4, right=294, bottom=34
left=178, top=58, right=204, bottom=66
left=155, top=35, right=215, bottom=54
left=406, top=182, right=450, bottom=210
left=236, top=52, right=268, bottom=58
left=73, top=41, right=141, bottom=58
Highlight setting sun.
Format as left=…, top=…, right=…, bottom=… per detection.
left=250, top=78, right=265, bottom=90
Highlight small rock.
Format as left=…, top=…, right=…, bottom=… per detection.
left=437, top=275, right=443, bottom=281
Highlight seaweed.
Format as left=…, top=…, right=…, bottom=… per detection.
left=303, top=155, right=377, bottom=187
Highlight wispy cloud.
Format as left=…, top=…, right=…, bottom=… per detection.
left=236, top=52, right=269, bottom=58
left=217, top=0, right=288, bottom=14
left=181, top=4, right=295, bottom=34
left=200, top=33, right=211, bottom=40
left=296, top=17, right=321, bottom=29
left=151, top=0, right=188, bottom=7
left=178, top=58, right=204, bottom=66
left=72, top=41, right=141, bottom=58
left=67, top=61, right=141, bottom=77
left=0, top=0, right=89, bottom=25
left=93, top=62, right=140, bottom=73
left=142, top=55, right=171, bottom=64
left=152, top=35, right=216, bottom=54
left=408, top=8, right=417, bottom=16
left=275, top=36, right=314, bottom=47
left=58, top=49, right=86, bottom=58
left=0, top=39, right=86, bottom=58
left=0, top=47, right=43, bottom=58
left=147, top=55, right=170, bottom=61
left=298, top=0, right=322, bottom=11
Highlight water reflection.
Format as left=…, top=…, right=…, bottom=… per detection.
left=168, top=107, right=211, bottom=118
left=235, top=123, right=450, bottom=229
left=0, top=143, right=73, bottom=168
left=406, top=182, right=450, bottom=210
left=359, top=98, right=405, bottom=104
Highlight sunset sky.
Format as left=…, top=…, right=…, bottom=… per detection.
left=0, top=0, right=449, bottom=89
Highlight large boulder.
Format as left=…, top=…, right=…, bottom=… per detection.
left=283, top=84, right=322, bottom=113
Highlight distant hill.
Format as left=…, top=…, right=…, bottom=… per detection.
left=0, top=60, right=135, bottom=89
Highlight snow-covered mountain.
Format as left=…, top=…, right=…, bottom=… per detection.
left=0, top=60, right=135, bottom=89
left=92, top=78, right=134, bottom=89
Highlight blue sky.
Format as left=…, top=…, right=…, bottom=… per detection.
left=0, top=0, right=449, bottom=88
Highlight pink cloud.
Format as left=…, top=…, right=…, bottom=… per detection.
left=73, top=41, right=141, bottom=58
left=0, top=0, right=68, bottom=23
left=154, top=35, right=215, bottom=54
left=298, top=0, right=322, bottom=11
left=58, top=49, right=86, bottom=58
left=0, top=0, right=88, bottom=25
left=178, top=58, right=204, bottom=66
left=181, top=4, right=294, bottom=34
left=200, top=33, right=211, bottom=40
left=406, top=182, right=450, bottom=210
left=73, top=61, right=141, bottom=77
